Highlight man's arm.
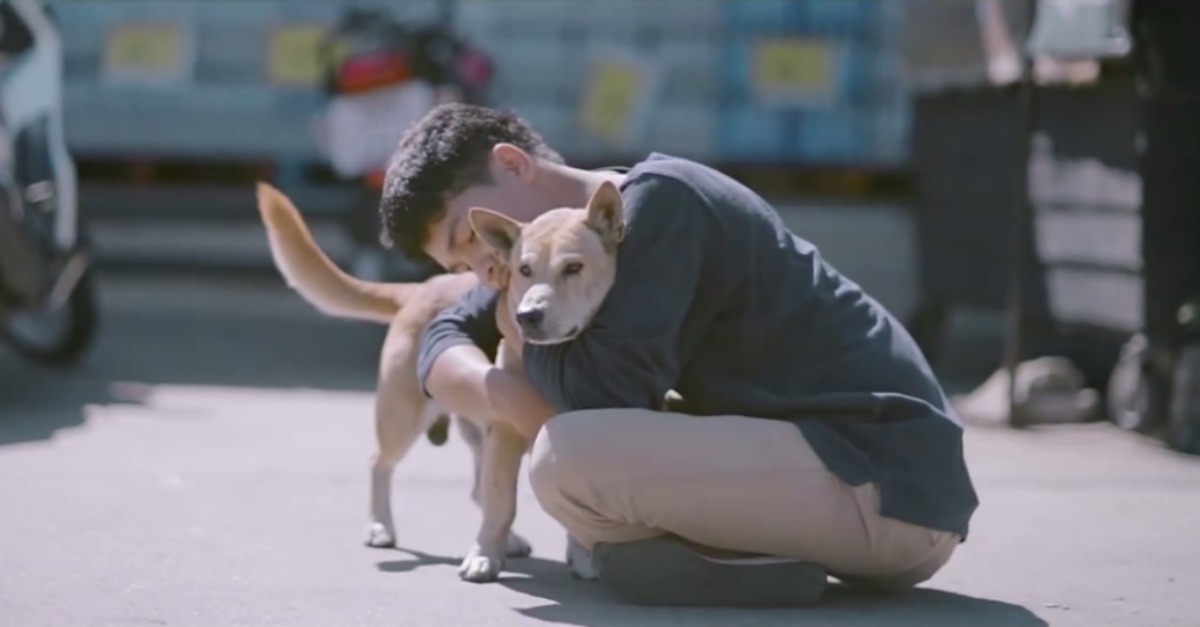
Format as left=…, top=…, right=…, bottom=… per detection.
left=417, top=284, right=557, bottom=440
left=416, top=284, right=500, bottom=423
left=522, top=173, right=716, bottom=412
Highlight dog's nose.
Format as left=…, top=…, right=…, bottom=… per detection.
left=516, top=307, right=544, bottom=328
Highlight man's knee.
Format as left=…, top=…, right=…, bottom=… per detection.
left=528, top=409, right=610, bottom=504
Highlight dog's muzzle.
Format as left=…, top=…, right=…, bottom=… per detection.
left=516, top=306, right=544, bottom=333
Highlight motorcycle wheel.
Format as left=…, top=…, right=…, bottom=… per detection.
left=2, top=267, right=98, bottom=366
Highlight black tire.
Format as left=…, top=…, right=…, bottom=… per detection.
left=1, top=267, right=98, bottom=367
left=1106, top=334, right=1165, bottom=434
left=1165, top=346, right=1200, bottom=455
left=1166, top=412, right=1200, bottom=455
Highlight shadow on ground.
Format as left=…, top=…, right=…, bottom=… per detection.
left=378, top=548, right=1046, bottom=627
left=0, top=283, right=382, bottom=448
left=0, top=358, right=124, bottom=447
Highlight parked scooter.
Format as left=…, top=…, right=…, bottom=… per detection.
left=0, top=0, right=97, bottom=366
left=314, top=7, right=492, bottom=444
left=316, top=6, right=494, bottom=282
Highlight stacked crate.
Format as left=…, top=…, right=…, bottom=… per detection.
left=717, top=0, right=909, bottom=165
left=55, top=0, right=914, bottom=169
left=623, top=0, right=724, bottom=162
left=54, top=0, right=440, bottom=164
left=451, top=0, right=583, bottom=155
left=453, top=0, right=723, bottom=163
left=459, top=0, right=913, bottom=166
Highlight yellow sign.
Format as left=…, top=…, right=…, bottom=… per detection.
left=267, top=24, right=335, bottom=86
left=752, top=38, right=835, bottom=101
left=103, top=23, right=188, bottom=83
left=579, top=59, right=645, bottom=143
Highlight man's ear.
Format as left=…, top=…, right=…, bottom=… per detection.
left=585, top=180, right=626, bottom=246
left=468, top=207, right=523, bottom=257
left=491, top=143, right=536, bottom=184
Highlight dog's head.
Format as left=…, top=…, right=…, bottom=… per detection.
left=468, top=180, right=626, bottom=345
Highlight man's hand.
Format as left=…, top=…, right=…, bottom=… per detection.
left=495, top=291, right=524, bottom=357
left=423, top=259, right=551, bottom=442
left=426, top=338, right=553, bottom=444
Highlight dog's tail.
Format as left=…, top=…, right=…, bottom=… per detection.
left=255, top=182, right=417, bottom=324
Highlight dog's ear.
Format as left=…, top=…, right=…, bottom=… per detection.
left=585, top=180, right=626, bottom=246
left=468, top=207, right=523, bottom=257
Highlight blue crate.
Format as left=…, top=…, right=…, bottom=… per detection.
left=717, top=36, right=752, bottom=102
left=836, top=41, right=887, bottom=103
left=657, top=38, right=722, bottom=105
left=716, top=105, right=793, bottom=162
left=639, top=0, right=722, bottom=39
left=794, top=0, right=880, bottom=38
left=718, top=0, right=902, bottom=108
left=719, top=36, right=844, bottom=106
left=723, top=0, right=796, bottom=34
left=507, top=101, right=573, bottom=151
left=793, top=108, right=868, bottom=163
left=54, top=1, right=389, bottom=161
left=489, top=40, right=584, bottom=102
left=721, top=35, right=855, bottom=108
left=642, top=103, right=717, bottom=160
left=867, top=100, right=913, bottom=164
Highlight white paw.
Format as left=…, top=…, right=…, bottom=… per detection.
left=566, top=535, right=599, bottom=580
left=364, top=522, right=395, bottom=548
left=506, top=532, right=533, bottom=557
left=458, top=543, right=505, bottom=582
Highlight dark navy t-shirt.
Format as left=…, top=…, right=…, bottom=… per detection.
left=417, top=153, right=979, bottom=537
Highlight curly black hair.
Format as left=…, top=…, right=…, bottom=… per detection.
left=378, top=103, right=563, bottom=262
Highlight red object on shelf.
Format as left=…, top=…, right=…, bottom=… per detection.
left=336, top=50, right=413, bottom=94
left=365, top=167, right=386, bottom=190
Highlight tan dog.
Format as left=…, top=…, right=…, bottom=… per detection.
left=254, top=181, right=625, bottom=582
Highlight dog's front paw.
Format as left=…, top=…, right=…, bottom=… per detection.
left=506, top=532, right=533, bottom=558
left=364, top=522, right=396, bottom=548
left=458, top=543, right=505, bottom=583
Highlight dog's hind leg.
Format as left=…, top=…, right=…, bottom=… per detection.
left=458, top=421, right=527, bottom=582
left=366, top=395, right=436, bottom=548
left=456, top=416, right=532, bottom=559
left=365, top=323, right=435, bottom=548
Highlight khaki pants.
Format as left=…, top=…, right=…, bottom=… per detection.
left=529, top=408, right=961, bottom=590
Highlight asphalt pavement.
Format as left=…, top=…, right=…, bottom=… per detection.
left=2, top=272, right=1199, bottom=627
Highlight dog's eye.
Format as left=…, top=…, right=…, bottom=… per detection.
left=563, top=262, right=584, bottom=277
left=518, top=264, right=532, bottom=277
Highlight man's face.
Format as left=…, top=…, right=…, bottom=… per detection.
left=423, top=179, right=550, bottom=287
left=422, top=145, right=554, bottom=286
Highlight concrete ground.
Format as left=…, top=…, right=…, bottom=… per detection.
left=2, top=272, right=1199, bottom=627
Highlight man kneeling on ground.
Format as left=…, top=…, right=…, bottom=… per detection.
left=379, top=104, right=979, bottom=607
